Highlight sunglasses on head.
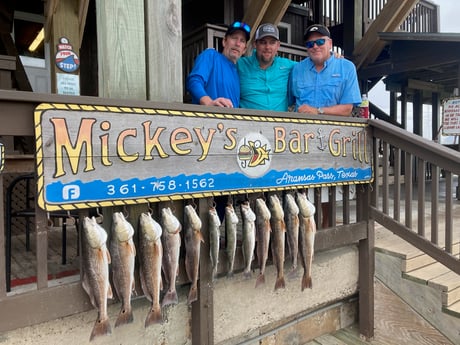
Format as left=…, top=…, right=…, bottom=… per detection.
left=306, top=38, right=327, bottom=49
left=231, top=21, right=251, bottom=34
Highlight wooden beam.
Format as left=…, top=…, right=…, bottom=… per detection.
left=242, top=0, right=291, bottom=52
left=262, top=0, right=292, bottom=26
left=242, top=0, right=271, bottom=40
left=353, top=0, right=419, bottom=69
left=78, top=0, right=90, bottom=46
left=408, top=78, right=444, bottom=93
left=44, top=0, right=60, bottom=42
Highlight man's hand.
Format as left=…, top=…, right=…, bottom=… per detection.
left=200, top=96, right=234, bottom=107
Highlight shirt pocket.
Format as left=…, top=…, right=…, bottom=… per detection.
left=318, top=78, right=343, bottom=106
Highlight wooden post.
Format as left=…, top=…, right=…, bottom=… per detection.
left=192, top=198, right=214, bottom=345
left=48, top=0, right=80, bottom=95
left=358, top=184, right=374, bottom=340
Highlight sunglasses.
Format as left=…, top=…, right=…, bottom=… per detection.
left=306, top=38, right=327, bottom=49
left=231, top=21, right=251, bottom=34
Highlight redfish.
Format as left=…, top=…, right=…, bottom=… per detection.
left=184, top=204, right=204, bottom=304
left=110, top=211, right=136, bottom=328
left=269, top=194, right=286, bottom=290
left=139, top=212, right=163, bottom=327
left=296, top=191, right=317, bottom=290
left=284, top=193, right=300, bottom=279
left=160, top=207, right=181, bottom=306
left=81, top=216, right=113, bottom=341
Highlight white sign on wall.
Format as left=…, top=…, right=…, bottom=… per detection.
left=442, top=97, right=460, bottom=136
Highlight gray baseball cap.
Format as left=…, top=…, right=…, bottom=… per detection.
left=255, top=23, right=279, bottom=40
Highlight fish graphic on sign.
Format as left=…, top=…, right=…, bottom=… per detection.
left=55, top=37, right=80, bottom=73
left=237, top=133, right=272, bottom=178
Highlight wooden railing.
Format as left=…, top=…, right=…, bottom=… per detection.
left=298, top=0, right=439, bottom=33
left=370, top=119, right=460, bottom=275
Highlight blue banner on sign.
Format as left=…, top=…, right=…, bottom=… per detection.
left=45, top=167, right=372, bottom=204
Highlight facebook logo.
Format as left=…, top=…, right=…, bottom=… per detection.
left=62, top=185, right=80, bottom=200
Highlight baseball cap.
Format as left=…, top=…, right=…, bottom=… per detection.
left=303, top=24, right=331, bottom=41
left=226, top=21, right=251, bottom=41
left=255, top=23, right=279, bottom=40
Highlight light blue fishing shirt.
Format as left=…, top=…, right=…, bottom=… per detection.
left=238, top=51, right=297, bottom=111
left=186, top=48, right=240, bottom=107
left=289, top=53, right=362, bottom=111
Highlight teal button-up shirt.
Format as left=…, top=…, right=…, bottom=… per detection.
left=238, top=51, right=297, bottom=111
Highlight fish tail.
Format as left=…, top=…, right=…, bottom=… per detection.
left=114, top=307, right=134, bottom=328
left=255, top=273, right=265, bottom=288
left=287, top=267, right=299, bottom=280
left=243, top=269, right=252, bottom=279
left=274, top=276, right=286, bottom=290
left=187, top=285, right=198, bottom=305
left=144, top=307, right=163, bottom=328
left=161, top=289, right=178, bottom=307
left=301, top=274, right=312, bottom=291
left=89, top=318, right=112, bottom=341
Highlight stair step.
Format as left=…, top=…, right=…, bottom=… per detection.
left=304, top=333, right=348, bottom=344
left=443, top=300, right=460, bottom=318
left=443, top=286, right=460, bottom=307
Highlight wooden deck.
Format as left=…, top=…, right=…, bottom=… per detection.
left=306, top=279, right=455, bottom=345
left=9, top=223, right=79, bottom=291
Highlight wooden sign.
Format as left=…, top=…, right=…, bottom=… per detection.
left=35, top=103, right=373, bottom=211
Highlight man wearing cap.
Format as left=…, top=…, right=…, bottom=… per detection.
left=289, top=24, right=361, bottom=116
left=238, top=23, right=297, bottom=111
left=186, top=21, right=251, bottom=108
left=290, top=24, right=362, bottom=228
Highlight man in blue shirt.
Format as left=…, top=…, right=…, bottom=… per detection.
left=290, top=24, right=362, bottom=227
left=238, top=23, right=297, bottom=111
left=186, top=21, right=250, bottom=108
left=289, top=24, right=362, bottom=116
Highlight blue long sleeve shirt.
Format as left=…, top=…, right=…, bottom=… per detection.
left=289, top=54, right=362, bottom=111
left=186, top=48, right=241, bottom=107
left=238, top=52, right=297, bottom=111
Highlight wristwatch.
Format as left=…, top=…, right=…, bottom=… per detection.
left=317, top=107, right=324, bottom=114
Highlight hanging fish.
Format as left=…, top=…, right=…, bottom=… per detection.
left=225, top=203, right=239, bottom=278
left=161, top=207, right=182, bottom=306
left=296, top=191, right=317, bottom=291
left=269, top=194, right=286, bottom=291
left=254, top=197, right=271, bottom=288
left=240, top=200, right=256, bottom=279
left=208, top=205, right=221, bottom=280
left=184, top=204, right=204, bottom=305
left=284, top=192, right=300, bottom=279
left=109, top=211, right=136, bottom=328
left=138, top=211, right=163, bottom=327
left=81, top=216, right=113, bottom=341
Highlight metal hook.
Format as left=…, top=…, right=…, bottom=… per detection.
left=96, top=208, right=104, bottom=223
left=46, top=212, right=53, bottom=227
left=123, top=205, right=129, bottom=218
left=207, top=196, right=216, bottom=208
left=147, top=202, right=154, bottom=215
left=66, top=210, right=76, bottom=226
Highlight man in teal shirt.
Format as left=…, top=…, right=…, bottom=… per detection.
left=237, top=23, right=296, bottom=111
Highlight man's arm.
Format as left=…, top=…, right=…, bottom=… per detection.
left=297, top=103, right=353, bottom=116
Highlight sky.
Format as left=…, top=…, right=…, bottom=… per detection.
left=368, top=0, right=459, bottom=142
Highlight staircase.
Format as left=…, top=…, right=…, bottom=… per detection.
left=374, top=226, right=460, bottom=344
